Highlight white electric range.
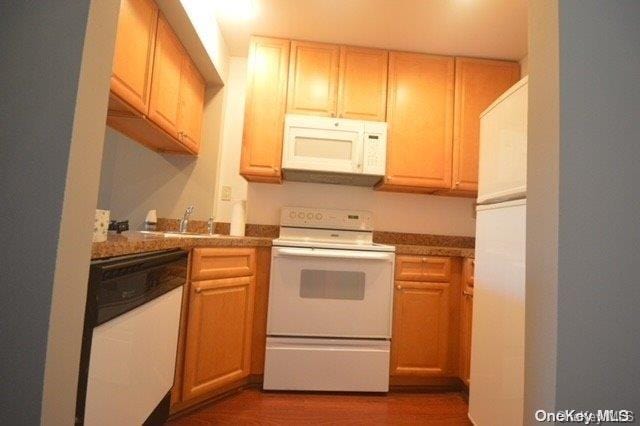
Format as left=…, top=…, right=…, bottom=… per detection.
left=263, top=207, right=395, bottom=392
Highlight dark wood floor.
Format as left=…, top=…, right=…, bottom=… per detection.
left=167, top=388, right=472, bottom=425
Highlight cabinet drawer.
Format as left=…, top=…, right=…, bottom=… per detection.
left=191, top=248, right=256, bottom=281
left=395, top=256, right=451, bottom=282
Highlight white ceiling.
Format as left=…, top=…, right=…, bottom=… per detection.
left=215, top=0, right=528, bottom=60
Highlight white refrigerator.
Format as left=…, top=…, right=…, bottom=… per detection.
left=468, top=77, right=528, bottom=426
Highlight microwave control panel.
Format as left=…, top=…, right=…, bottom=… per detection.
left=280, top=207, right=373, bottom=231
left=362, top=122, right=387, bottom=175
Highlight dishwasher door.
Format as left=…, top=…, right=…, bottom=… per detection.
left=77, top=249, right=187, bottom=426
left=84, top=286, right=183, bottom=426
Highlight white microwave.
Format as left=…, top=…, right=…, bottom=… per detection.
left=281, top=114, right=387, bottom=186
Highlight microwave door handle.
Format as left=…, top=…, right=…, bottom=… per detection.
left=275, top=247, right=393, bottom=261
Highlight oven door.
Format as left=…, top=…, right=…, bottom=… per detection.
left=267, top=246, right=395, bottom=338
left=282, top=115, right=363, bottom=174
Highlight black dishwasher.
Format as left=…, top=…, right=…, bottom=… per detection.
left=76, top=249, right=188, bottom=425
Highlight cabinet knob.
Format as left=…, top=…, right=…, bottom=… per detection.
left=195, top=286, right=202, bottom=293
left=463, top=290, right=473, bottom=296
left=396, top=285, right=402, bottom=290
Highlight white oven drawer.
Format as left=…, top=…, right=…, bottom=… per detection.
left=268, top=247, right=395, bottom=338
left=263, top=337, right=390, bottom=392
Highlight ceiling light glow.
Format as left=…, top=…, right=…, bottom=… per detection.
left=214, top=0, right=258, bottom=21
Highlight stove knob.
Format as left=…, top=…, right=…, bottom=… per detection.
left=315, top=213, right=323, bottom=220
left=297, top=212, right=305, bottom=219
left=289, top=211, right=296, bottom=219
left=306, top=212, right=314, bottom=219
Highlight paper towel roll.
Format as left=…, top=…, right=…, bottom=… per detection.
left=93, top=209, right=110, bottom=242
left=230, top=200, right=246, bottom=237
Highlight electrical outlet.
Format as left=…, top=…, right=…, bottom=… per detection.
left=221, top=185, right=232, bottom=201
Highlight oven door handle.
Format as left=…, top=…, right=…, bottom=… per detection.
left=274, top=247, right=394, bottom=261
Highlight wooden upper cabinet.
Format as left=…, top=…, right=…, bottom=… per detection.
left=378, top=52, right=455, bottom=192
left=148, top=14, right=184, bottom=139
left=337, top=47, right=388, bottom=121
left=287, top=41, right=340, bottom=116
left=110, top=0, right=158, bottom=114
left=241, top=37, right=290, bottom=182
left=451, top=58, right=520, bottom=193
left=177, top=56, right=206, bottom=153
left=391, top=281, right=451, bottom=377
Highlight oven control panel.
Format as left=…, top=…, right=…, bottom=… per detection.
left=280, top=207, right=373, bottom=231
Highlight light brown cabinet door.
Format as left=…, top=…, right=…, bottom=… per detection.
left=241, top=37, right=290, bottom=182
left=287, top=41, right=340, bottom=116
left=177, top=56, right=205, bottom=154
left=148, top=14, right=184, bottom=139
left=459, top=258, right=474, bottom=386
left=391, top=281, right=451, bottom=376
left=181, top=275, right=255, bottom=401
left=452, top=58, right=520, bottom=193
left=337, top=47, right=388, bottom=121
left=380, top=52, right=455, bottom=192
left=110, top=0, right=158, bottom=114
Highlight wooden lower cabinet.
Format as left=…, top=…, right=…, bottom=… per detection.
left=390, top=256, right=463, bottom=386
left=391, top=281, right=451, bottom=376
left=171, top=247, right=272, bottom=413
left=459, top=258, right=474, bottom=386
left=181, top=275, right=255, bottom=401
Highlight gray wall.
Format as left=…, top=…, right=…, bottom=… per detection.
left=526, top=0, right=640, bottom=422
left=97, top=86, right=225, bottom=230
left=556, top=0, right=640, bottom=410
left=0, top=0, right=91, bottom=423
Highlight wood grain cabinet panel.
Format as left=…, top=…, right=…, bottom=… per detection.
left=177, top=56, right=205, bottom=153
left=191, top=248, right=256, bottom=281
left=391, top=281, right=451, bottom=376
left=241, top=37, right=290, bottom=182
left=450, top=58, right=520, bottom=194
left=109, top=0, right=158, bottom=114
left=287, top=41, right=340, bottom=116
left=378, top=52, right=455, bottom=192
left=459, top=258, right=475, bottom=386
left=337, top=46, right=388, bottom=121
left=396, top=255, right=452, bottom=282
left=181, top=275, right=255, bottom=401
left=148, top=14, right=184, bottom=139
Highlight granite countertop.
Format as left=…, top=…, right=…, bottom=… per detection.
left=91, top=232, right=272, bottom=259
left=91, top=228, right=475, bottom=260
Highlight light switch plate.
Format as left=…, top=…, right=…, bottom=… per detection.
left=221, top=185, right=232, bottom=201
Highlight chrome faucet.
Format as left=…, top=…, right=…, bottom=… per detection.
left=179, top=205, right=194, bottom=233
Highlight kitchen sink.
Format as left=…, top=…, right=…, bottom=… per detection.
left=139, top=231, right=222, bottom=239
